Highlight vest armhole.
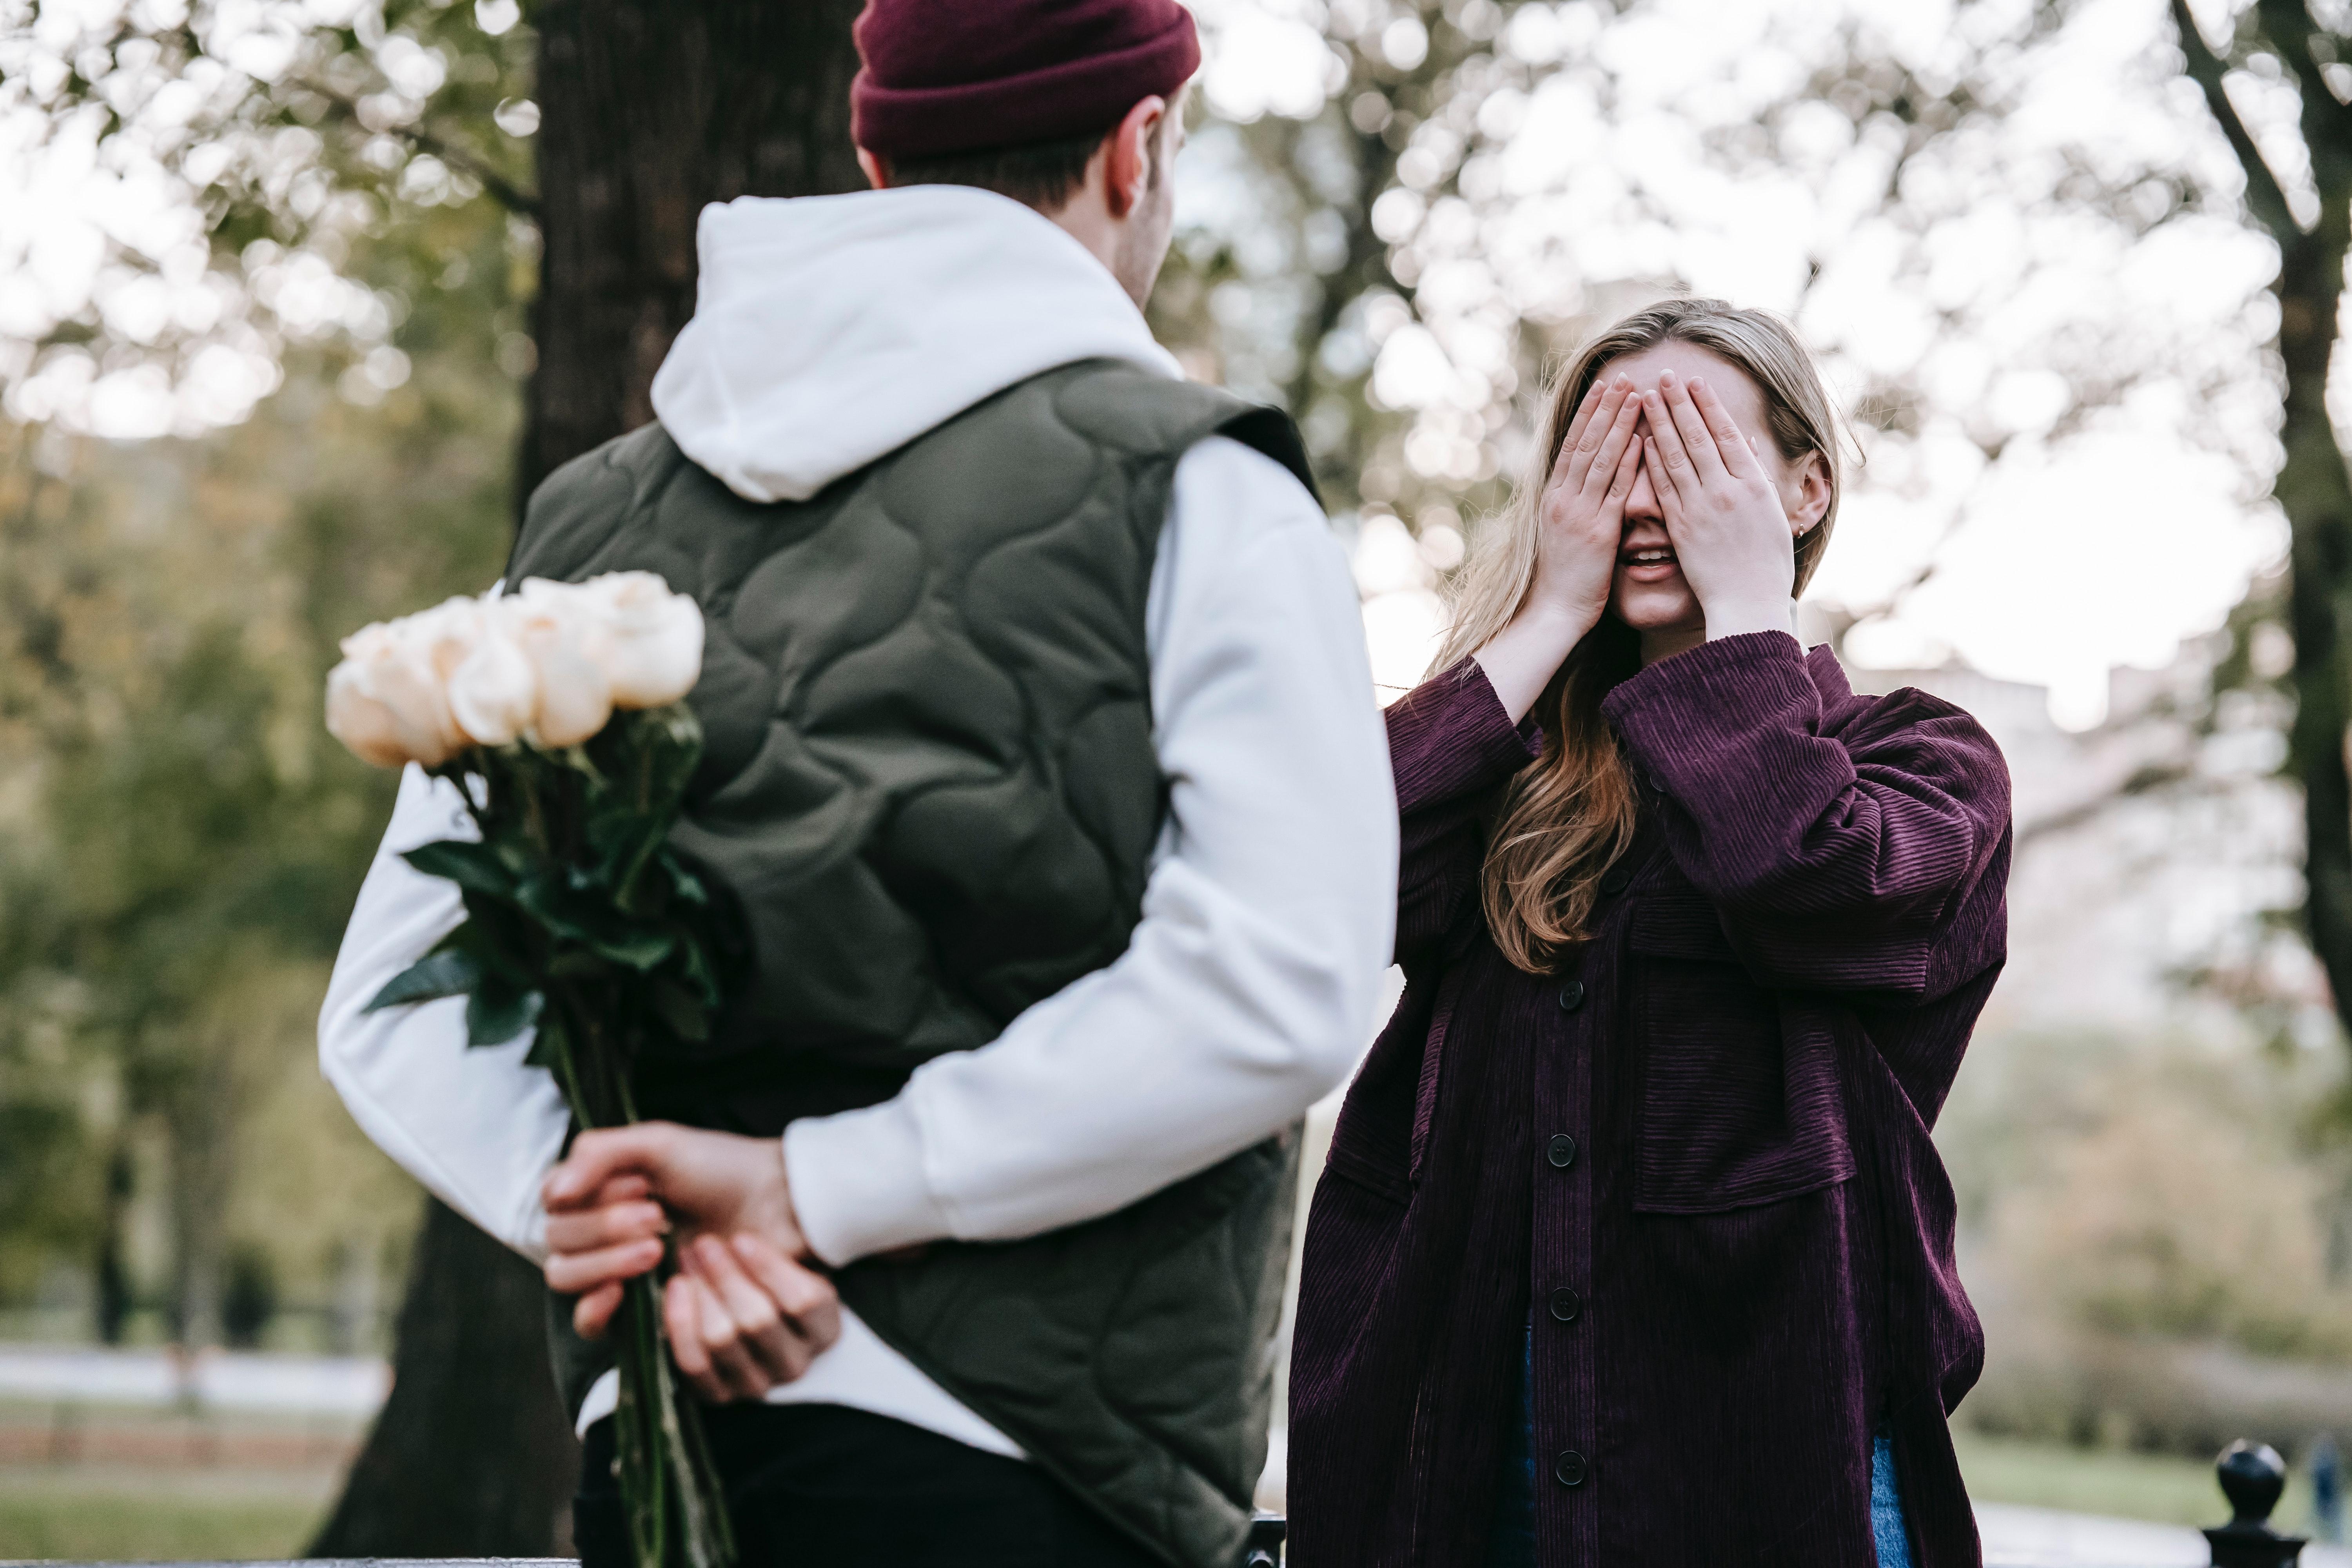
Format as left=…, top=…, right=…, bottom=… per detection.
left=1210, top=404, right=1322, bottom=510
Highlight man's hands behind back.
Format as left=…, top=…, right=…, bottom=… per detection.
left=542, top=1122, right=841, bottom=1404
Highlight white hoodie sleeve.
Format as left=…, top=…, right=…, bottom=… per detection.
left=781, top=436, right=1397, bottom=1263
left=317, top=434, right=1397, bottom=1270
left=318, top=764, right=570, bottom=1260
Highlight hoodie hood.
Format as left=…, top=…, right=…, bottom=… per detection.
left=648, top=186, right=1181, bottom=505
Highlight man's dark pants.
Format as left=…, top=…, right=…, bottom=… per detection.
left=576, top=1403, right=1159, bottom=1568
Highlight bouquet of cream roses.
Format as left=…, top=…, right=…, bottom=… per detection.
left=327, top=571, right=741, bottom=1568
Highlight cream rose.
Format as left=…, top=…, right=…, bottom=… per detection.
left=446, top=608, right=540, bottom=747
left=528, top=572, right=705, bottom=710
left=503, top=588, right=616, bottom=748
left=324, top=603, right=475, bottom=768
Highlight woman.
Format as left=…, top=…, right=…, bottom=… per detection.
left=1287, top=298, right=2009, bottom=1568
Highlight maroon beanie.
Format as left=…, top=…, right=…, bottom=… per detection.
left=851, top=0, right=1201, bottom=160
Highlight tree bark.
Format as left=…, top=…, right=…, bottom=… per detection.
left=309, top=1198, right=581, bottom=1555
left=316, top=4, right=865, bottom=1553
left=522, top=0, right=868, bottom=498
left=2171, top=0, right=2352, bottom=1043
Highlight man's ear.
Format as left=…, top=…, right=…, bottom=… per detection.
left=1103, top=95, right=1167, bottom=219
left=858, top=148, right=890, bottom=190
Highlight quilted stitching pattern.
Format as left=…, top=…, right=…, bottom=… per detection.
left=508, top=359, right=1315, bottom=1568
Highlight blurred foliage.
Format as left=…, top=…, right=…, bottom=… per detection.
left=0, top=104, right=522, bottom=1335
left=1943, top=1023, right=2352, bottom=1452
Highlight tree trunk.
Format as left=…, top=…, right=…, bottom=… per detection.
left=316, top=4, right=865, bottom=1553
left=309, top=1198, right=581, bottom=1555
left=2279, top=229, right=2352, bottom=1034
left=522, top=0, right=867, bottom=497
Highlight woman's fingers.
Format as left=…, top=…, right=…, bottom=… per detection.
left=1640, top=388, right=1698, bottom=502
left=1655, top=370, right=1730, bottom=485
left=544, top=1200, right=668, bottom=1258
left=1553, top=380, right=1607, bottom=477
left=543, top=1235, right=663, bottom=1297
left=1689, top=377, right=1770, bottom=482
left=731, top=1232, right=843, bottom=1356
left=1604, top=434, right=1642, bottom=505
left=1551, top=375, right=1633, bottom=494
left=1581, top=389, right=1644, bottom=504
left=572, top=1281, right=624, bottom=1341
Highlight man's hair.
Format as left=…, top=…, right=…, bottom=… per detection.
left=887, top=93, right=1179, bottom=214
left=889, top=128, right=1110, bottom=213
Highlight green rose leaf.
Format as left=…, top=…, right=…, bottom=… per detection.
left=467, top=982, right=545, bottom=1047
left=403, top=838, right=521, bottom=901
left=364, top=949, right=483, bottom=1012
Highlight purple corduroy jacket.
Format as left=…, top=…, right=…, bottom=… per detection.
left=1288, top=632, right=2011, bottom=1568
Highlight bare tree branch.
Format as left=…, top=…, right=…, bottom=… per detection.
left=295, top=78, right=541, bottom=218
left=2171, top=0, right=2308, bottom=238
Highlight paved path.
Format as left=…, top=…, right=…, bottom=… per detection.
left=0, top=1345, right=388, bottom=1416
left=1979, top=1503, right=2348, bottom=1567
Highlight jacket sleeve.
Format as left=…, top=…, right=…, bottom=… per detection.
left=1601, top=632, right=2010, bottom=1000
left=317, top=763, right=570, bottom=1261
left=782, top=436, right=1399, bottom=1266
left=1383, top=661, right=1545, bottom=968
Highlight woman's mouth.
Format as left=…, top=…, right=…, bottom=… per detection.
left=1619, top=546, right=1679, bottom=580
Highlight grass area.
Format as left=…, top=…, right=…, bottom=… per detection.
left=0, top=1467, right=332, bottom=1561
left=1955, top=1430, right=2321, bottom=1534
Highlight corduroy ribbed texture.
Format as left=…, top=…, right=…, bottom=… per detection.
left=1289, top=635, right=2010, bottom=1568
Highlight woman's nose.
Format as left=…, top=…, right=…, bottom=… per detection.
left=1625, top=457, right=1662, bottom=519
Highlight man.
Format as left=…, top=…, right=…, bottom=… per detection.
left=317, top=2, right=1396, bottom=1565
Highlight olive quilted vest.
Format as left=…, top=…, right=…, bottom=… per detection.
left=510, top=359, right=1315, bottom=1568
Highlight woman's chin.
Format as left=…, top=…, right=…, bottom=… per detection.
left=1610, top=583, right=1703, bottom=635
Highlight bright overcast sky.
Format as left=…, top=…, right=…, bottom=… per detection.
left=0, top=0, right=2303, bottom=729
left=1192, top=0, right=2291, bottom=727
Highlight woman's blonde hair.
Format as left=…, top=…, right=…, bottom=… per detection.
left=1438, top=296, right=1842, bottom=973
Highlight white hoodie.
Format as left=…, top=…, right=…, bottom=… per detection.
left=319, top=186, right=1397, bottom=1458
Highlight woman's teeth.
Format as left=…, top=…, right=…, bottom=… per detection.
left=1622, top=549, right=1675, bottom=565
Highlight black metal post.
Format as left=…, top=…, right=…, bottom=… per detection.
left=2206, top=1439, right=2306, bottom=1568
left=1242, top=1511, right=1287, bottom=1567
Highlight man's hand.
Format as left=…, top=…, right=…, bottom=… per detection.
left=540, top=1126, right=844, bottom=1401
left=664, top=1232, right=842, bottom=1403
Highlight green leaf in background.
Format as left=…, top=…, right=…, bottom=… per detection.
left=466, top=982, right=545, bottom=1048
left=363, top=949, right=484, bottom=1012
left=403, top=838, right=521, bottom=902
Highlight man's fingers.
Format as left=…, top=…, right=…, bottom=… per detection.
left=544, top=1201, right=668, bottom=1257
left=543, top=1123, right=680, bottom=1211
left=690, top=1236, right=804, bottom=1385
left=664, top=1274, right=727, bottom=1403
left=732, top=1232, right=843, bottom=1355
left=1689, top=377, right=1769, bottom=482
left=685, top=1259, right=769, bottom=1400
left=543, top=1236, right=663, bottom=1296
left=1657, top=370, right=1728, bottom=484
left=572, top=1281, right=624, bottom=1341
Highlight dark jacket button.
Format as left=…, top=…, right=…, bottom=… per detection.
left=1557, top=980, right=1586, bottom=1012
left=1554, top=1450, right=1588, bottom=1487
left=1600, top=866, right=1632, bottom=896
left=1547, top=1134, right=1578, bottom=1169
left=1549, top=1287, right=1582, bottom=1323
